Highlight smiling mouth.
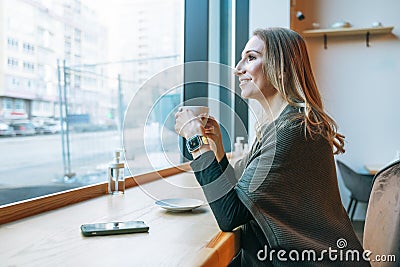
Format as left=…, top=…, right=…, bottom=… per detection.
left=239, top=79, right=251, bottom=85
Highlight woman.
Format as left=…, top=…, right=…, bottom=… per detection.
left=175, top=28, right=369, bottom=266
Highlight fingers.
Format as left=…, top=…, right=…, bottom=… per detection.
left=202, top=114, right=215, bottom=121
left=174, top=111, right=204, bottom=138
left=175, top=107, right=183, bottom=118
left=204, top=116, right=216, bottom=126
left=175, top=107, right=214, bottom=137
left=204, top=126, right=215, bottom=134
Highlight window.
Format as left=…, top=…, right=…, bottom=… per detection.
left=32, top=100, right=52, bottom=117
left=23, top=61, right=35, bottom=72
left=74, top=28, right=81, bottom=42
left=7, top=57, right=19, bottom=68
left=74, top=74, right=81, bottom=88
left=0, top=0, right=184, bottom=206
left=74, top=0, right=81, bottom=14
left=27, top=80, right=33, bottom=88
left=7, top=37, right=19, bottom=49
left=14, top=99, right=25, bottom=111
left=0, top=0, right=255, bottom=226
left=0, top=0, right=248, bottom=218
left=3, top=98, right=13, bottom=110
left=23, top=42, right=35, bottom=54
left=12, top=78, right=20, bottom=86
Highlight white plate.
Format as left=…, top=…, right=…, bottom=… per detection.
left=155, top=198, right=204, bottom=212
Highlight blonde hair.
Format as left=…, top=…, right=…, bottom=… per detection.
left=253, top=27, right=345, bottom=154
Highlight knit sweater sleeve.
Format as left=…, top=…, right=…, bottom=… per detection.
left=190, top=151, right=253, bottom=231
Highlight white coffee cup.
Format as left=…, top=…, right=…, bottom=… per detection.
left=181, top=106, right=209, bottom=125
left=183, top=106, right=209, bottom=116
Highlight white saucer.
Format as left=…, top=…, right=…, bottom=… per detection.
left=155, top=198, right=204, bottom=212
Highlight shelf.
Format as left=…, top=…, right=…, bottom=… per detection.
left=302, top=26, right=394, bottom=49
left=302, top=26, right=394, bottom=37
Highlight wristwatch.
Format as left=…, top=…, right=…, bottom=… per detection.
left=186, top=135, right=209, bottom=153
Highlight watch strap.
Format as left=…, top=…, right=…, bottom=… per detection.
left=200, top=135, right=209, bottom=145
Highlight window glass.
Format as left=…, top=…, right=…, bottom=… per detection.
left=7, top=37, right=19, bottom=49
left=14, top=99, right=25, bottom=111
left=2, top=99, right=13, bottom=110
left=23, top=62, right=35, bottom=72
left=0, top=0, right=184, bottom=205
left=7, top=57, right=18, bottom=68
left=23, top=42, right=35, bottom=54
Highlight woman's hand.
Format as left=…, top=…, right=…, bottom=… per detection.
left=203, top=116, right=225, bottom=162
left=174, top=108, right=204, bottom=139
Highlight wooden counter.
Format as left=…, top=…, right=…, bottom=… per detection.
left=0, top=172, right=240, bottom=266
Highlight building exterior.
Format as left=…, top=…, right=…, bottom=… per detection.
left=103, top=0, right=183, bottom=125
left=0, top=0, right=183, bottom=128
left=0, top=0, right=109, bottom=124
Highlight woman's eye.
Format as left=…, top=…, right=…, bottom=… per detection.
left=248, top=55, right=256, bottom=61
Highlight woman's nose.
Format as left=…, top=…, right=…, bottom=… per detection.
left=234, top=61, right=245, bottom=76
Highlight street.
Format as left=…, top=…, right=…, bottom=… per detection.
left=0, top=131, right=122, bottom=187
left=0, top=127, right=180, bottom=188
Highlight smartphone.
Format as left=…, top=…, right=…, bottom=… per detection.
left=80, top=220, right=149, bottom=237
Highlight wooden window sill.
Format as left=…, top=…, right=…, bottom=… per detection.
left=0, top=163, right=191, bottom=225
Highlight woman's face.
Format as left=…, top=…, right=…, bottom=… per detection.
left=235, top=36, right=275, bottom=101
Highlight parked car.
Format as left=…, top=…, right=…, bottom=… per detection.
left=10, top=121, right=36, bottom=136
left=42, top=121, right=62, bottom=134
left=32, top=122, right=46, bottom=134
left=31, top=118, right=63, bottom=134
left=0, top=121, right=15, bottom=137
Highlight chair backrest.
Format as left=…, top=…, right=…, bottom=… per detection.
left=336, top=160, right=374, bottom=202
left=363, top=160, right=400, bottom=267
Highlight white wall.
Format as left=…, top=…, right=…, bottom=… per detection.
left=249, top=0, right=290, bottom=30
left=302, top=0, right=400, bottom=171
left=303, top=0, right=400, bottom=220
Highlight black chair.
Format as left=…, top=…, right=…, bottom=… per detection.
left=336, top=160, right=374, bottom=221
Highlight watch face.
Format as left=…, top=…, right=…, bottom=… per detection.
left=186, top=135, right=201, bottom=152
